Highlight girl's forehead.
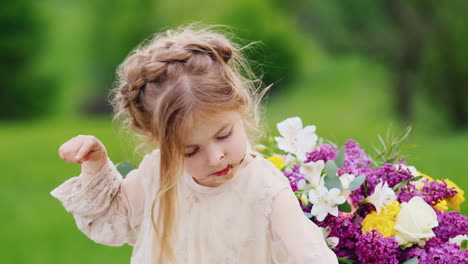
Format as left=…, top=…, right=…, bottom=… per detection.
left=182, top=111, right=241, bottom=146
left=193, top=111, right=240, bottom=125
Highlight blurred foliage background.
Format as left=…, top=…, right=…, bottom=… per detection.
left=2, top=0, right=467, bottom=263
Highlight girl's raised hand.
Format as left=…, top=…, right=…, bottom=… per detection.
left=58, top=135, right=108, bottom=165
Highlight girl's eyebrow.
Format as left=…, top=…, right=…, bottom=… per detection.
left=185, top=123, right=231, bottom=148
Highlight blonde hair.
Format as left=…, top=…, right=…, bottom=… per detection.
left=109, top=23, right=270, bottom=263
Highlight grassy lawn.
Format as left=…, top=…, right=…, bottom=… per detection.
left=2, top=57, right=467, bottom=264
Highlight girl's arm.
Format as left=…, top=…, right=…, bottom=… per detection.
left=50, top=150, right=156, bottom=247
left=270, top=188, right=339, bottom=264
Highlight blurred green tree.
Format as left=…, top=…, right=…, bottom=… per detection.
left=0, top=1, right=56, bottom=119
left=276, top=0, right=468, bottom=129
left=81, top=0, right=161, bottom=115
left=80, top=0, right=303, bottom=114
left=221, top=3, right=301, bottom=96
left=414, top=0, right=468, bottom=129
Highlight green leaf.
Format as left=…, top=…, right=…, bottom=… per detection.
left=295, top=191, right=302, bottom=200
left=392, top=179, right=411, bottom=192
left=116, top=161, right=136, bottom=178
left=337, top=257, right=355, bottom=264
left=324, top=161, right=343, bottom=190
left=411, top=176, right=423, bottom=182
left=338, top=200, right=352, bottom=213
left=335, top=147, right=345, bottom=167
left=348, top=175, right=366, bottom=191
left=401, top=257, right=419, bottom=264
left=461, top=239, right=468, bottom=250
left=300, top=192, right=309, bottom=206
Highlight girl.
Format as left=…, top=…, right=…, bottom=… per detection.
left=51, top=24, right=338, bottom=264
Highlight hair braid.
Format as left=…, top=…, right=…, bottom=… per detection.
left=109, top=23, right=270, bottom=264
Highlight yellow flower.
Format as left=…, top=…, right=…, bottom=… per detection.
left=443, top=179, right=465, bottom=211
left=433, top=199, right=448, bottom=212
left=362, top=211, right=396, bottom=237
left=267, top=155, right=286, bottom=170
left=381, top=200, right=401, bottom=220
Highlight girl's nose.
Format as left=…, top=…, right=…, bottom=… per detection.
left=207, top=149, right=225, bottom=167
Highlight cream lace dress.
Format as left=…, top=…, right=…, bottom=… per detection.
left=50, top=149, right=338, bottom=264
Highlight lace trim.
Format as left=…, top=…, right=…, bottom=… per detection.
left=50, top=158, right=121, bottom=216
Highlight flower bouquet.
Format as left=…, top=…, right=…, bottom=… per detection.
left=256, top=117, right=468, bottom=264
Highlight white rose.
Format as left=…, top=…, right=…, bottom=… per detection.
left=394, top=196, right=439, bottom=249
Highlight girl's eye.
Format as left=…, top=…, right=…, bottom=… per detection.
left=217, top=130, right=232, bottom=140
left=185, top=147, right=199, bottom=158
left=184, top=129, right=233, bottom=158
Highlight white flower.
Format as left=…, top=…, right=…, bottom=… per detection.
left=366, top=180, right=397, bottom=214
left=309, top=185, right=346, bottom=221
left=297, top=160, right=325, bottom=190
left=275, top=117, right=318, bottom=162
left=449, top=234, right=468, bottom=247
left=319, top=227, right=339, bottom=249
left=339, top=173, right=355, bottom=197
left=283, top=153, right=296, bottom=164
left=394, top=196, right=439, bottom=249
left=339, top=173, right=355, bottom=189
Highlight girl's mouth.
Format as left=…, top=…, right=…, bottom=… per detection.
left=211, top=165, right=233, bottom=176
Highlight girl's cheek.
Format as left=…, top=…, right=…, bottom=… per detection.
left=230, top=133, right=247, bottom=160
left=184, top=160, right=196, bottom=174
left=190, top=157, right=205, bottom=175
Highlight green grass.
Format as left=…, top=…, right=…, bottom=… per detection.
left=1, top=117, right=135, bottom=264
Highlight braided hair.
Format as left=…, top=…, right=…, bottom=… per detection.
left=109, top=23, right=270, bottom=263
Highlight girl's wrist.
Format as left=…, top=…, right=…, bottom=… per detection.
left=81, top=157, right=109, bottom=183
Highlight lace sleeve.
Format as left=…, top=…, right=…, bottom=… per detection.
left=50, top=153, right=152, bottom=247
left=269, top=189, right=339, bottom=264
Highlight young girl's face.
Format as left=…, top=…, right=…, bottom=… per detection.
left=183, top=110, right=249, bottom=187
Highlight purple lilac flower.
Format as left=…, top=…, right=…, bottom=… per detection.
left=398, top=183, right=423, bottom=203
left=348, top=189, right=366, bottom=209
left=355, top=230, right=399, bottom=264
left=314, top=216, right=361, bottom=259
left=305, top=144, right=337, bottom=163
left=424, top=237, right=468, bottom=264
left=400, top=246, right=427, bottom=263
left=374, top=163, right=414, bottom=188
left=433, top=210, right=468, bottom=242
left=283, top=164, right=302, bottom=191
left=425, top=237, right=444, bottom=248
left=400, top=237, right=468, bottom=264
left=301, top=204, right=311, bottom=213
left=337, top=140, right=373, bottom=177
left=421, top=179, right=458, bottom=206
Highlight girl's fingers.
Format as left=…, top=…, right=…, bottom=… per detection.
left=58, top=135, right=106, bottom=164
left=75, top=140, right=94, bottom=161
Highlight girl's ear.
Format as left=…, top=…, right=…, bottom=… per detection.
left=147, top=132, right=158, bottom=144
left=144, top=130, right=152, bottom=138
